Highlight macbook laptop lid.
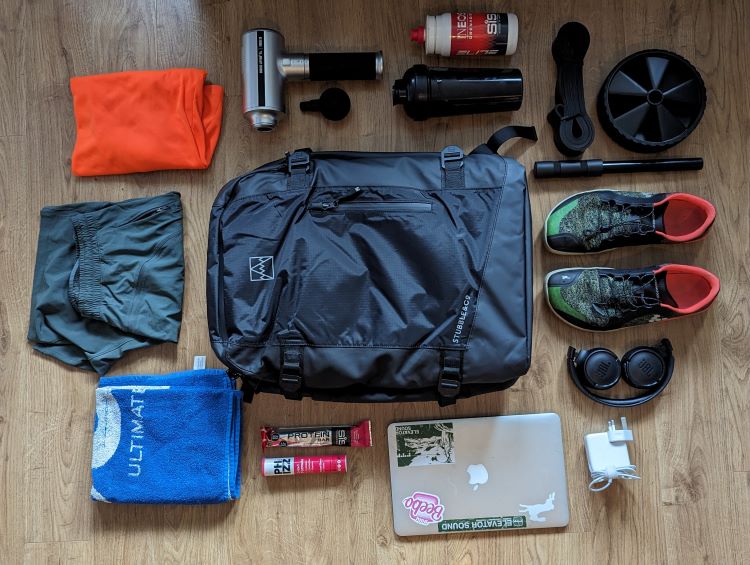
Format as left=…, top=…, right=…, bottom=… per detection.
left=387, top=413, right=569, bottom=536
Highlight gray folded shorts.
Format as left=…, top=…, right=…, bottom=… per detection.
left=28, top=192, right=184, bottom=374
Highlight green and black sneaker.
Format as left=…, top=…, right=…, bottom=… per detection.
left=545, top=190, right=715, bottom=254
left=545, top=264, right=720, bottom=331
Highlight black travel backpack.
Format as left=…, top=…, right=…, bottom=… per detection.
left=207, top=126, right=536, bottom=404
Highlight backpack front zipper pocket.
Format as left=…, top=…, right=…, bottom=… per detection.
left=308, top=186, right=432, bottom=213
left=218, top=177, right=504, bottom=353
left=310, top=201, right=432, bottom=213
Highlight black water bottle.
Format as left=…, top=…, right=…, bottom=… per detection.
left=392, top=65, right=523, bottom=121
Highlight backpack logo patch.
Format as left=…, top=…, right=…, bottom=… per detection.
left=249, top=256, right=274, bottom=281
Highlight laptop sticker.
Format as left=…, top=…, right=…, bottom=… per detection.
left=438, top=515, right=527, bottom=533
left=394, top=422, right=455, bottom=467
left=402, top=491, right=445, bottom=526
left=519, top=492, right=556, bottom=522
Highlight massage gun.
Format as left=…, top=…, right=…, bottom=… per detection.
left=241, top=29, right=384, bottom=132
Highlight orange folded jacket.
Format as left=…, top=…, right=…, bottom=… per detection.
left=70, top=68, right=223, bottom=176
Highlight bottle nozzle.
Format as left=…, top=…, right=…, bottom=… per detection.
left=410, top=26, right=425, bottom=44
left=392, top=79, right=408, bottom=106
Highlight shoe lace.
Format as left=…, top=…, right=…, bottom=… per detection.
left=593, top=273, right=660, bottom=319
left=583, top=200, right=655, bottom=240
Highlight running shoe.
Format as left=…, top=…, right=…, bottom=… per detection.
left=545, top=264, right=720, bottom=331
left=545, top=190, right=715, bottom=254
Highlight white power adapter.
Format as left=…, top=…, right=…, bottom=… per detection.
left=584, top=417, right=640, bottom=492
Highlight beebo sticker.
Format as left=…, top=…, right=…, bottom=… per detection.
left=394, top=422, right=455, bottom=467
left=402, top=491, right=445, bottom=526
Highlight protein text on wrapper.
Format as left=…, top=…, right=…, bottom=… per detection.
left=261, top=420, right=372, bottom=449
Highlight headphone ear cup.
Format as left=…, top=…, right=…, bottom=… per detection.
left=577, top=348, right=621, bottom=389
left=621, top=346, right=666, bottom=389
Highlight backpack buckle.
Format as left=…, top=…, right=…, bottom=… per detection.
left=279, top=347, right=303, bottom=397
left=278, top=330, right=304, bottom=399
left=287, top=150, right=311, bottom=174
left=440, top=146, right=464, bottom=170
left=437, top=350, right=463, bottom=404
left=440, top=146, right=465, bottom=189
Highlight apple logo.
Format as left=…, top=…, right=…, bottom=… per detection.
left=466, top=463, right=489, bottom=491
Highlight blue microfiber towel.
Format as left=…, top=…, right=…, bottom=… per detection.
left=90, top=369, right=242, bottom=504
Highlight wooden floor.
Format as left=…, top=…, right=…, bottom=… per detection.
left=1, top=0, right=748, bottom=563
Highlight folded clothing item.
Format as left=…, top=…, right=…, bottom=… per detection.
left=71, top=68, right=224, bottom=176
left=91, top=369, right=243, bottom=504
left=28, top=192, right=184, bottom=374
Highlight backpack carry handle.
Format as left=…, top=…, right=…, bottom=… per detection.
left=471, top=125, right=538, bottom=155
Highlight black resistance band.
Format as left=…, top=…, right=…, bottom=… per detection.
left=547, top=22, right=595, bottom=156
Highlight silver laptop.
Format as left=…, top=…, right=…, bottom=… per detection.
left=387, top=413, right=569, bottom=536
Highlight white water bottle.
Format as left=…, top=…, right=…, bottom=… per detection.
left=410, top=12, right=519, bottom=56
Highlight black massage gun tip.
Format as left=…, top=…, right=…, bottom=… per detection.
left=300, top=88, right=351, bottom=122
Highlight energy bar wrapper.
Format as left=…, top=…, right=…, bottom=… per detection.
left=261, top=420, right=372, bottom=449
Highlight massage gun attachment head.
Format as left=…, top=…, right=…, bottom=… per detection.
left=241, top=28, right=383, bottom=132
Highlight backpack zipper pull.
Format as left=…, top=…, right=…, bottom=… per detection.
left=308, top=200, right=337, bottom=211
left=309, top=186, right=362, bottom=211
left=336, top=186, right=362, bottom=204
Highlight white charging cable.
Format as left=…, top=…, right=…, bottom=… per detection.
left=584, top=417, right=640, bottom=492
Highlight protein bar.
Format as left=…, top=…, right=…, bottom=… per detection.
left=261, top=420, right=372, bottom=449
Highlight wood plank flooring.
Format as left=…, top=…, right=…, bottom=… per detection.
left=0, top=1, right=747, bottom=563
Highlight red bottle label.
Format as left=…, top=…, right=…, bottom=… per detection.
left=450, top=12, right=509, bottom=56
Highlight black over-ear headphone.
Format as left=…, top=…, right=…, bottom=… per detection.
left=566, top=339, right=674, bottom=407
